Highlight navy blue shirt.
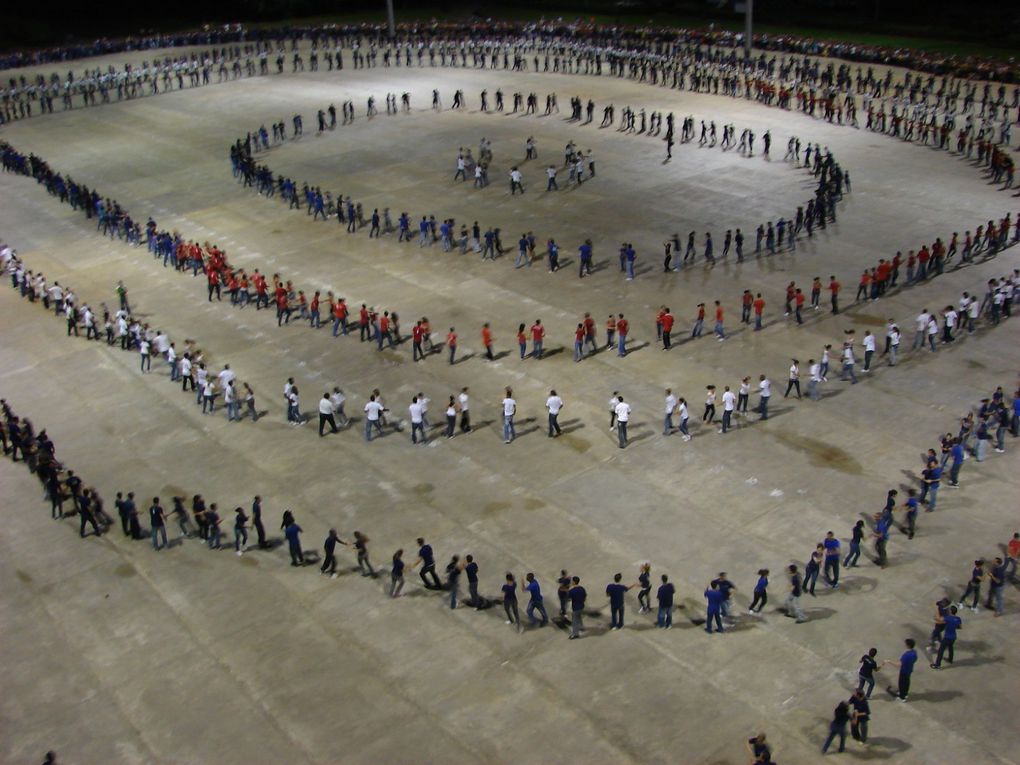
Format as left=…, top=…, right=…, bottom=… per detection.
left=285, top=523, right=302, bottom=543
left=754, top=575, right=768, bottom=593
left=943, top=614, right=962, bottom=641
left=859, top=655, right=877, bottom=678
left=465, top=561, right=478, bottom=582
left=392, top=557, right=405, bottom=577
left=705, top=588, right=724, bottom=611
left=638, top=572, right=650, bottom=590
left=502, top=582, right=517, bottom=602
left=568, top=585, right=587, bottom=612
left=525, top=579, right=542, bottom=602
left=657, top=583, right=675, bottom=608
left=605, top=583, right=628, bottom=607
left=418, top=544, right=434, bottom=566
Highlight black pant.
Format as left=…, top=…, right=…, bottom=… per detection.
left=129, top=515, right=143, bottom=540
left=420, top=564, right=441, bottom=588
left=79, top=512, right=100, bottom=537
left=504, top=599, right=520, bottom=624
left=662, top=331, right=671, bottom=348
left=749, top=590, right=768, bottom=612
left=289, top=541, right=304, bottom=565
left=558, top=591, right=569, bottom=616
left=851, top=717, right=869, bottom=743
left=935, top=638, right=955, bottom=666
left=319, top=412, right=337, bottom=435
left=785, top=379, right=801, bottom=398
left=321, top=552, right=336, bottom=574
left=460, top=411, right=471, bottom=432
left=897, top=672, right=911, bottom=699
left=119, top=510, right=131, bottom=535
left=253, top=517, right=267, bottom=548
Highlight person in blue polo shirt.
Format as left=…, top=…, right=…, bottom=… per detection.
left=931, top=605, right=962, bottom=668
left=413, top=537, right=442, bottom=589
left=605, top=573, right=632, bottom=630
left=657, top=575, right=676, bottom=628
left=704, top=580, right=725, bottom=633
left=948, top=437, right=965, bottom=487
left=902, top=489, right=920, bottom=539
left=823, top=531, right=841, bottom=587
left=567, top=576, right=587, bottom=639
left=886, top=638, right=917, bottom=701
left=524, top=572, right=549, bottom=626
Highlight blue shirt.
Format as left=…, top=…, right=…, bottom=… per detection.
left=284, top=523, right=301, bottom=543
left=657, top=583, right=675, bottom=607
left=465, top=561, right=478, bottom=582
left=943, top=614, right=962, bottom=641
left=579, top=244, right=592, bottom=261
left=392, top=558, right=405, bottom=577
left=502, top=582, right=517, bottom=602
left=605, top=583, right=627, bottom=607
left=900, top=649, right=917, bottom=675
left=823, top=538, right=840, bottom=558
left=754, top=575, right=768, bottom=593
left=568, top=585, right=587, bottom=612
left=951, top=444, right=964, bottom=465
left=525, top=580, right=542, bottom=602
left=705, top=588, right=724, bottom=611
left=418, top=544, right=434, bottom=566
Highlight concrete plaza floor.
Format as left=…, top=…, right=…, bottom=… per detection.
left=0, top=46, right=1019, bottom=765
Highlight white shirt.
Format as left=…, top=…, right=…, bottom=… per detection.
left=364, top=401, right=383, bottom=421
left=890, top=330, right=900, bottom=346
left=139, top=340, right=150, bottom=355
left=218, top=368, right=236, bottom=389
left=945, top=310, right=958, bottom=328
left=166, top=346, right=176, bottom=363
left=678, top=402, right=689, bottom=420
left=283, top=382, right=293, bottom=399
left=722, top=390, right=737, bottom=411
left=510, top=169, right=522, bottom=183
left=458, top=392, right=469, bottom=411
left=809, top=363, right=822, bottom=382
left=224, top=385, right=236, bottom=404
left=863, top=335, right=876, bottom=352
left=502, top=397, right=516, bottom=417
left=967, top=300, right=979, bottom=318
left=614, top=401, right=631, bottom=422
left=789, top=364, right=800, bottom=380
left=319, top=398, right=334, bottom=415
left=154, top=333, right=170, bottom=353
left=409, top=402, right=424, bottom=423
left=665, top=394, right=677, bottom=414
left=706, top=391, right=716, bottom=405
left=203, top=381, right=215, bottom=397
left=197, top=368, right=208, bottom=386
left=915, top=312, right=930, bottom=331
left=546, top=395, right=563, bottom=415
left=927, top=317, right=939, bottom=335
left=330, top=392, right=346, bottom=411
left=843, top=345, right=855, bottom=362
left=759, top=379, right=771, bottom=397
left=180, top=357, right=192, bottom=376
left=739, top=381, right=750, bottom=396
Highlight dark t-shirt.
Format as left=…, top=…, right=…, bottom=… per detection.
left=790, top=573, right=802, bottom=597
left=605, top=583, right=628, bottom=607
left=859, top=655, right=877, bottom=678
left=502, top=582, right=517, bottom=602
left=392, top=558, right=405, bottom=577
left=149, top=506, right=163, bottom=527
left=418, top=544, right=434, bottom=567
left=568, top=585, right=587, bottom=611
left=657, top=583, right=675, bottom=608
left=465, top=561, right=478, bottom=582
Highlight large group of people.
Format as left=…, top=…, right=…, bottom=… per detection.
left=2, top=19, right=1020, bottom=764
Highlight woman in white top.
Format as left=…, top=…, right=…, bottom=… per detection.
left=677, top=399, right=691, bottom=441
left=703, top=386, right=716, bottom=423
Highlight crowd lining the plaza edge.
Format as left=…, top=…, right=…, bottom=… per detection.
left=2, top=20, right=1020, bottom=762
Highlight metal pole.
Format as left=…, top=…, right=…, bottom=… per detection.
left=386, top=0, right=396, bottom=40
left=744, top=0, right=753, bottom=59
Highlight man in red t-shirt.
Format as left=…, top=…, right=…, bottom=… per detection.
left=828, top=276, right=841, bottom=314
left=446, top=327, right=458, bottom=364
left=752, top=293, right=766, bottom=331
left=741, top=290, right=753, bottom=324
left=661, top=308, right=675, bottom=349
left=412, top=321, right=426, bottom=361
left=530, top=320, right=545, bottom=359
left=616, top=314, right=629, bottom=356
left=481, top=323, right=494, bottom=360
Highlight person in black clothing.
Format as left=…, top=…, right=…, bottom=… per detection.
left=413, top=537, right=441, bottom=588
left=464, top=554, right=480, bottom=607
left=557, top=569, right=571, bottom=617
left=78, top=489, right=102, bottom=538
left=251, top=496, right=268, bottom=549
left=857, top=647, right=879, bottom=698
left=502, top=572, right=522, bottom=630
left=821, top=700, right=851, bottom=753
left=126, top=493, right=143, bottom=539
left=320, top=528, right=348, bottom=577
left=746, top=733, right=772, bottom=763
left=849, top=689, right=870, bottom=743
left=193, top=494, right=208, bottom=540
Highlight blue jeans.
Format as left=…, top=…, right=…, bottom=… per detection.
left=617, top=421, right=628, bottom=447
left=234, top=527, right=247, bottom=551
left=857, top=673, right=875, bottom=698
left=227, top=401, right=240, bottom=421
left=657, top=606, right=673, bottom=627
left=503, top=416, right=516, bottom=442
left=663, top=414, right=673, bottom=434
left=527, top=599, right=549, bottom=625
left=714, top=321, right=725, bottom=338
left=841, top=362, right=858, bottom=383
left=759, top=396, right=769, bottom=420
left=808, top=379, right=819, bottom=400
left=573, top=341, right=583, bottom=361
left=151, top=524, right=167, bottom=550
left=679, top=418, right=690, bottom=437
left=365, top=419, right=383, bottom=441
left=927, top=483, right=939, bottom=511
left=844, top=541, right=861, bottom=566
left=618, top=336, right=627, bottom=356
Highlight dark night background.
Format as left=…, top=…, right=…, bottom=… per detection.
left=3, top=0, right=1018, bottom=53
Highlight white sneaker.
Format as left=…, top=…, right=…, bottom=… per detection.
left=236, top=550, right=243, bottom=556
left=505, top=620, right=513, bottom=625
left=331, top=573, right=338, bottom=579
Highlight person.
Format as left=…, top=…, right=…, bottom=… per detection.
left=986, top=557, right=1006, bottom=616
left=656, top=574, right=676, bottom=628
left=149, top=497, right=167, bottom=550
left=502, top=388, right=517, bottom=444
left=233, top=506, right=248, bottom=554
left=821, top=700, right=850, bottom=754
left=704, top=581, right=724, bottom=633
left=414, top=537, right=442, bottom=588
left=784, top=564, right=807, bottom=622
left=958, top=559, right=985, bottom=612
left=605, top=573, right=631, bottom=630
left=614, top=396, right=631, bottom=448
left=409, top=396, right=426, bottom=445
left=390, top=549, right=405, bottom=597
left=502, top=573, right=522, bottom=630
left=318, top=393, right=338, bottom=436
left=857, top=648, right=879, bottom=697
left=446, top=555, right=464, bottom=609
left=546, top=390, right=564, bottom=437
left=251, top=496, right=268, bottom=549
left=1006, top=532, right=1020, bottom=582
left=567, top=576, right=587, bottom=639
left=848, top=689, right=870, bottom=744
left=746, top=733, right=772, bottom=764
left=284, top=514, right=304, bottom=566
left=844, top=520, right=865, bottom=567
left=523, top=572, right=549, bottom=626
left=931, top=605, right=962, bottom=668
left=748, top=569, right=769, bottom=615
left=823, top=531, right=841, bottom=587
left=320, top=528, right=348, bottom=577
left=637, top=563, right=652, bottom=613
left=886, top=638, right=918, bottom=701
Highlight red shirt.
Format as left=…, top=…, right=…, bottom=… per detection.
left=715, top=306, right=724, bottom=322
left=696, top=306, right=705, bottom=320
left=829, top=280, right=840, bottom=294
left=795, top=292, right=805, bottom=307
left=753, top=298, right=765, bottom=315
left=530, top=324, right=544, bottom=341
left=446, top=331, right=457, bottom=346
left=617, top=319, right=629, bottom=336
left=380, top=315, right=390, bottom=332
left=742, top=293, right=753, bottom=306
left=583, top=317, right=595, bottom=337
left=359, top=308, right=369, bottom=325
left=481, top=327, right=493, bottom=346
left=575, top=327, right=585, bottom=342
left=661, top=313, right=674, bottom=332
left=412, top=325, right=425, bottom=343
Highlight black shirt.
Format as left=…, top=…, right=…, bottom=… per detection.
left=859, top=655, right=877, bottom=679
left=465, top=562, right=478, bottom=582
